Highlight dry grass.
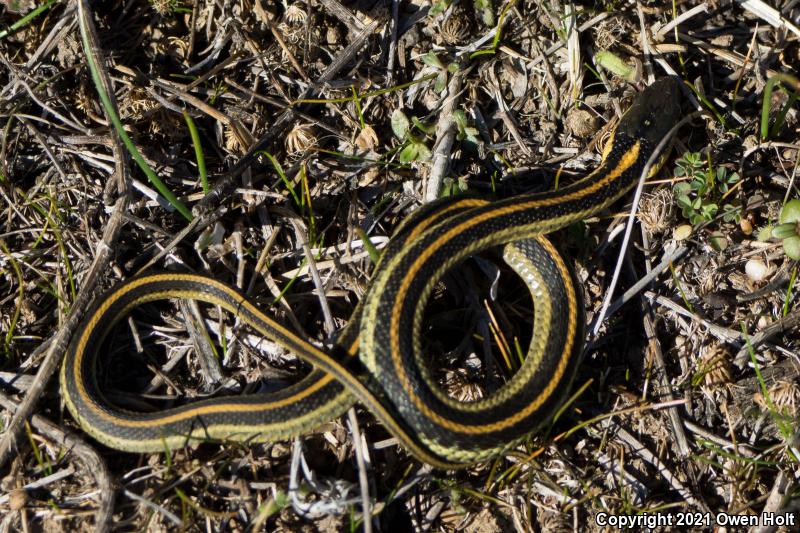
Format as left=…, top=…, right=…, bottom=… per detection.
left=1, top=0, right=799, bottom=531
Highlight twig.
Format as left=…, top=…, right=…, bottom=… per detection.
left=592, top=111, right=701, bottom=336
left=180, top=300, right=225, bottom=389
left=134, top=204, right=228, bottom=275
left=675, top=32, right=781, bottom=78
left=641, top=298, right=691, bottom=456
left=487, top=65, right=530, bottom=158
left=318, top=0, right=366, bottom=33
left=0, top=196, right=128, bottom=467
left=347, top=409, right=374, bottom=533
left=123, top=489, right=182, bottom=527
left=425, top=70, right=465, bottom=202
left=733, top=308, right=800, bottom=368
left=195, top=11, right=389, bottom=214
left=654, top=3, right=708, bottom=40
left=0, top=391, right=115, bottom=533
left=751, top=470, right=793, bottom=533
left=269, top=22, right=309, bottom=82
left=683, top=420, right=756, bottom=458
left=386, top=0, right=400, bottom=86
left=592, top=244, right=688, bottom=324
left=613, top=425, right=705, bottom=510
left=286, top=216, right=335, bottom=334
left=736, top=0, right=800, bottom=38
left=644, top=291, right=743, bottom=343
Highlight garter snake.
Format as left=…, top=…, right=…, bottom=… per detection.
left=60, top=78, right=682, bottom=468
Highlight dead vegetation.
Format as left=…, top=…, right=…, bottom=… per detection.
left=1, top=0, right=799, bottom=531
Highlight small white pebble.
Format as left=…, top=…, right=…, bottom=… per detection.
left=745, top=258, right=769, bottom=282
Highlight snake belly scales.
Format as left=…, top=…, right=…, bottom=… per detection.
left=60, top=78, right=682, bottom=468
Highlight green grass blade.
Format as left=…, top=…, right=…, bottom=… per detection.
left=760, top=74, right=800, bottom=141
left=77, top=1, right=193, bottom=220
left=183, top=112, right=208, bottom=194
left=0, top=0, right=57, bottom=41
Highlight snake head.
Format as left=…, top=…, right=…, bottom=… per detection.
left=614, top=77, right=683, bottom=148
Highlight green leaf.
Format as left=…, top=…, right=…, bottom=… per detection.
left=391, top=109, right=410, bottom=140
left=758, top=225, right=774, bottom=241
left=411, top=116, right=435, bottom=135
left=594, top=50, right=637, bottom=82
left=434, top=71, right=448, bottom=93
left=783, top=235, right=800, bottom=260
left=422, top=52, right=445, bottom=69
left=415, top=142, right=432, bottom=161
left=79, top=7, right=193, bottom=221
left=674, top=224, right=692, bottom=240
left=0, top=0, right=57, bottom=40
left=779, top=199, right=800, bottom=224
left=702, top=203, right=718, bottom=218
left=676, top=195, right=693, bottom=210
left=772, top=222, right=798, bottom=239
left=708, top=232, right=728, bottom=251
left=399, top=143, right=419, bottom=163
left=721, top=204, right=741, bottom=223
left=430, top=0, right=449, bottom=15
left=453, top=110, right=468, bottom=129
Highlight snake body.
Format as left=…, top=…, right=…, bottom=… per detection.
left=60, top=78, right=682, bottom=468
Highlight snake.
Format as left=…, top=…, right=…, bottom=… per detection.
left=60, top=77, right=682, bottom=468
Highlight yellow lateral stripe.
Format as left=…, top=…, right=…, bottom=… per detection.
left=403, top=198, right=490, bottom=242
left=70, top=276, right=340, bottom=427
left=61, top=77, right=681, bottom=464
left=383, top=143, right=640, bottom=433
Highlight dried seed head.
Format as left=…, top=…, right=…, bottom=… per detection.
left=439, top=11, right=470, bottom=45
left=166, top=36, right=190, bottom=61
left=284, top=3, right=307, bottom=24
left=326, top=25, right=340, bottom=45
left=698, top=343, right=732, bottom=388
left=276, top=22, right=302, bottom=45
left=639, top=188, right=675, bottom=235
left=754, top=380, right=800, bottom=417
left=123, top=87, right=156, bottom=120
left=443, top=368, right=484, bottom=403
left=151, top=0, right=177, bottom=16
left=285, top=124, right=317, bottom=154
left=224, top=126, right=243, bottom=153
left=355, top=125, right=378, bottom=152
